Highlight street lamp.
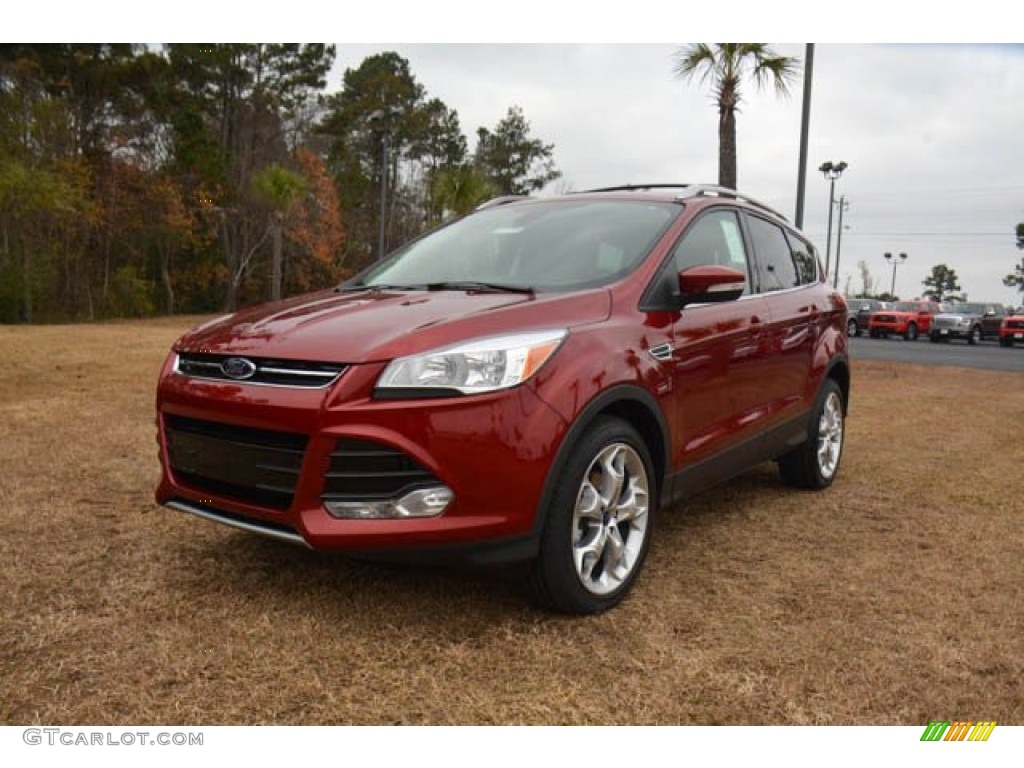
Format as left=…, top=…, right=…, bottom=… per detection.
left=884, top=251, right=908, bottom=297
left=819, top=160, right=848, bottom=281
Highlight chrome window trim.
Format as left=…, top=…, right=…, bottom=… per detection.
left=680, top=281, right=821, bottom=310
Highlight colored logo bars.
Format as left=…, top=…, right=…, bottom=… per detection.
left=920, top=721, right=996, bottom=742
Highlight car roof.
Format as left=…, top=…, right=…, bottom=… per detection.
left=569, top=184, right=789, bottom=222
left=480, top=184, right=791, bottom=224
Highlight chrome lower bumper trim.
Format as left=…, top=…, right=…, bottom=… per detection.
left=165, top=499, right=310, bottom=548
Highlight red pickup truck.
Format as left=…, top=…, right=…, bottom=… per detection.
left=868, top=300, right=942, bottom=341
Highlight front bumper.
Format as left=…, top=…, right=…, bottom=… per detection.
left=155, top=353, right=570, bottom=560
left=931, top=326, right=973, bottom=340
left=869, top=321, right=908, bottom=335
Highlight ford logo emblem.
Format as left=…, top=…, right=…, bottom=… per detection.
left=221, top=357, right=257, bottom=380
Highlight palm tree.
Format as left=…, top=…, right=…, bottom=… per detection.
left=431, top=165, right=497, bottom=220
left=251, top=164, right=308, bottom=301
left=675, top=44, right=800, bottom=190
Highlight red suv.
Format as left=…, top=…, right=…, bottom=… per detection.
left=155, top=185, right=850, bottom=614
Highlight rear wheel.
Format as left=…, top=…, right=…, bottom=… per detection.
left=847, top=318, right=858, bottom=337
left=1000, top=337, right=1013, bottom=347
left=929, top=332, right=940, bottom=343
left=905, top=323, right=918, bottom=341
left=779, top=379, right=845, bottom=490
left=530, top=417, right=656, bottom=614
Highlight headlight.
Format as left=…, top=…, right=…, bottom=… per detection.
left=376, top=329, right=567, bottom=396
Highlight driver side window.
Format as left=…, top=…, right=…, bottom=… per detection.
left=670, top=210, right=752, bottom=294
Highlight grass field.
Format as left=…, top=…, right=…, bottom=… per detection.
left=1, top=318, right=1022, bottom=725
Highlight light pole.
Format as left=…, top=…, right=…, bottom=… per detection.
left=819, top=161, right=848, bottom=280
left=884, top=251, right=908, bottom=298
left=833, top=195, right=849, bottom=290
left=794, top=43, right=814, bottom=228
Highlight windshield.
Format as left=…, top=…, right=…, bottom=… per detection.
left=351, top=199, right=680, bottom=292
left=893, top=302, right=923, bottom=311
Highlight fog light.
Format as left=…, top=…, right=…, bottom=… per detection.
left=323, top=486, right=454, bottom=519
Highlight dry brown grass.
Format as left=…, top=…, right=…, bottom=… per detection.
left=1, top=318, right=1022, bottom=725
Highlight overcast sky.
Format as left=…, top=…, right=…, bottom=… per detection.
left=330, top=43, right=1024, bottom=304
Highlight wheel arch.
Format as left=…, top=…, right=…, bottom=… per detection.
left=824, top=354, right=851, bottom=415
left=531, top=385, right=669, bottom=537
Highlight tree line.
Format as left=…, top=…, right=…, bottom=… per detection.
left=0, top=45, right=561, bottom=323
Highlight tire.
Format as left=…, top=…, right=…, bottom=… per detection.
left=778, top=378, right=845, bottom=490
left=1000, top=337, right=1013, bottom=347
left=904, top=323, right=918, bottom=341
left=968, top=326, right=981, bottom=345
left=929, top=332, right=940, bottom=343
left=869, top=329, right=880, bottom=339
left=530, top=416, right=656, bottom=614
left=847, top=318, right=858, bottom=337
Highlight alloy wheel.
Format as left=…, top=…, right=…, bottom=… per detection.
left=816, top=391, right=844, bottom=480
left=571, top=443, right=650, bottom=596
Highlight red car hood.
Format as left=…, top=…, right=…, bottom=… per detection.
left=174, top=287, right=611, bottom=363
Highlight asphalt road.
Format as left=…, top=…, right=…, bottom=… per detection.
left=849, top=335, right=1024, bottom=372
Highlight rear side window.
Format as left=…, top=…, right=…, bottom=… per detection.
left=747, top=215, right=798, bottom=292
left=788, top=234, right=818, bottom=285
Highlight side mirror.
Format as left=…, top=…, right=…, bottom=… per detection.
left=677, top=265, right=746, bottom=306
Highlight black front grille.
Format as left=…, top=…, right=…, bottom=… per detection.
left=321, top=438, right=439, bottom=500
left=1008, top=320, right=1024, bottom=329
left=164, top=414, right=308, bottom=510
left=176, top=353, right=346, bottom=388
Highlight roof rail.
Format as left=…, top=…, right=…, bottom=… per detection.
left=475, top=195, right=529, bottom=211
left=575, top=183, right=788, bottom=222
left=579, top=184, right=693, bottom=193
left=684, top=185, right=788, bottom=221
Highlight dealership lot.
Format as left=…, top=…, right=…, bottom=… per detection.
left=1, top=319, right=1021, bottom=725
left=850, top=335, right=1024, bottom=372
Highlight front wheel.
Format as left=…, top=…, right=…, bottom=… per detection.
left=1000, top=337, right=1013, bottom=347
left=779, top=379, right=845, bottom=489
left=929, top=332, right=940, bottom=343
left=905, top=323, right=918, bottom=341
left=968, top=326, right=981, bottom=345
left=530, top=417, right=656, bottom=614
left=847, top=318, right=858, bottom=337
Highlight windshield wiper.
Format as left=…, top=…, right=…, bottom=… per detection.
left=424, top=281, right=535, bottom=295
left=334, top=283, right=427, bottom=293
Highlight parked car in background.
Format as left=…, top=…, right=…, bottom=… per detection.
left=846, top=298, right=890, bottom=337
left=154, top=184, right=850, bottom=614
left=868, top=300, right=942, bottom=340
left=999, top=311, right=1024, bottom=347
left=930, top=302, right=1006, bottom=344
